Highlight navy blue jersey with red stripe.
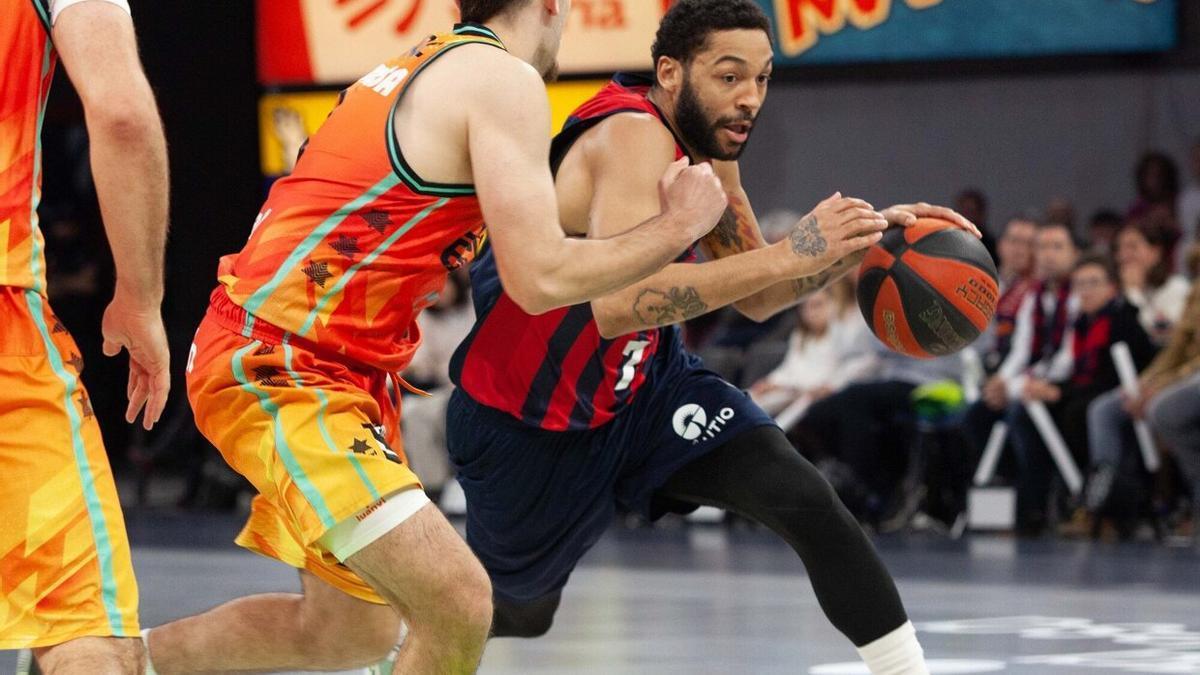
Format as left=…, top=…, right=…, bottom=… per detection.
left=449, top=74, right=695, bottom=431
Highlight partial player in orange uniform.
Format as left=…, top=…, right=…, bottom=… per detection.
left=1, top=0, right=170, bottom=673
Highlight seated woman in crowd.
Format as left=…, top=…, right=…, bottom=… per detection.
left=1115, top=213, right=1190, bottom=345
left=1088, top=244, right=1200, bottom=541
left=750, top=289, right=839, bottom=417
left=750, top=277, right=869, bottom=425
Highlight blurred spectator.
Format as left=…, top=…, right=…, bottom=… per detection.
left=960, top=222, right=1079, bottom=485
left=403, top=267, right=474, bottom=391
left=750, top=277, right=868, bottom=421
left=1177, top=138, right=1200, bottom=275
left=955, top=188, right=997, bottom=261
left=1003, top=255, right=1155, bottom=536
left=789, top=333, right=964, bottom=524
left=1115, top=215, right=1189, bottom=345
left=826, top=272, right=869, bottom=347
left=1187, top=243, right=1200, bottom=279
left=1045, top=197, right=1077, bottom=235
left=1086, top=209, right=1123, bottom=256
left=1088, top=271, right=1200, bottom=537
left=750, top=290, right=840, bottom=416
left=977, top=218, right=1038, bottom=372
left=400, top=268, right=474, bottom=497
left=1127, top=151, right=1179, bottom=221
left=757, top=208, right=802, bottom=245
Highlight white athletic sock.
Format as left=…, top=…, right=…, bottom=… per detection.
left=855, top=621, right=929, bottom=675
left=141, top=628, right=159, bottom=675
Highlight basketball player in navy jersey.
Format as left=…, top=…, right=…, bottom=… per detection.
left=448, top=1, right=977, bottom=673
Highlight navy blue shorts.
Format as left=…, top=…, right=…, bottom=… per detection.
left=445, top=356, right=776, bottom=603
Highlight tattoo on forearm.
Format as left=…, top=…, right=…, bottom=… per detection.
left=791, top=270, right=834, bottom=300
left=789, top=215, right=827, bottom=257
left=633, top=286, right=709, bottom=325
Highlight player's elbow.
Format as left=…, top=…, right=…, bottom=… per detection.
left=734, top=299, right=772, bottom=324
left=506, top=276, right=564, bottom=316
left=85, top=90, right=160, bottom=143
left=594, top=313, right=631, bottom=340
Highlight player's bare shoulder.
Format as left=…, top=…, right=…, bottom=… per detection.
left=580, top=113, right=677, bottom=169
left=432, top=43, right=545, bottom=115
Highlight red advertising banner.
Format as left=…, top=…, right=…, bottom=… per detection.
left=259, top=0, right=674, bottom=85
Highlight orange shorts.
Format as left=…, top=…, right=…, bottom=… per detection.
left=186, top=292, right=423, bottom=603
left=0, top=287, right=139, bottom=649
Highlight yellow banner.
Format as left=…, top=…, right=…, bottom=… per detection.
left=259, top=80, right=606, bottom=176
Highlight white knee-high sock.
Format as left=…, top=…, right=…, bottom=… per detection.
left=855, top=621, right=929, bottom=675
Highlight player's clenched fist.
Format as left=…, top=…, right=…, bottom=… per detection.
left=657, top=157, right=729, bottom=244
left=772, top=192, right=888, bottom=277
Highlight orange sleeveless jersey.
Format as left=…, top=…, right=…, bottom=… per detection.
left=0, top=0, right=56, bottom=293
left=216, top=24, right=503, bottom=373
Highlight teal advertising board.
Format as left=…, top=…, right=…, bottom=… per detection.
left=762, top=0, right=1178, bottom=65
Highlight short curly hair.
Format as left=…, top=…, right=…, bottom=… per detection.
left=652, top=0, right=773, bottom=67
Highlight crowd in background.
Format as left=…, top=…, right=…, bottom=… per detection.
left=42, top=125, right=1200, bottom=543
left=697, top=140, right=1200, bottom=542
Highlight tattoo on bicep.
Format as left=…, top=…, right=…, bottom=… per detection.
left=709, top=208, right=743, bottom=250
left=633, top=286, right=709, bottom=326
left=789, top=215, right=827, bottom=257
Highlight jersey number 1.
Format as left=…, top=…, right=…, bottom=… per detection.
left=615, top=340, right=651, bottom=392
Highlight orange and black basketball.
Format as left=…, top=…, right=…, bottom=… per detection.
left=857, top=218, right=998, bottom=359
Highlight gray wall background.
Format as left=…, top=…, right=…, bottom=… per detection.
left=738, top=65, right=1200, bottom=235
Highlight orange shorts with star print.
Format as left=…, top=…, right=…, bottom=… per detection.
left=186, top=289, right=424, bottom=604
left=0, top=287, right=140, bottom=649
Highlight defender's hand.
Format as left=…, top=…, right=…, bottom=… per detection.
left=658, top=157, right=729, bottom=244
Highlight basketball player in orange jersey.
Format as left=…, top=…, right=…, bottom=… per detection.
left=139, top=1, right=728, bottom=674
left=1, top=0, right=170, bottom=673
left=445, top=2, right=980, bottom=674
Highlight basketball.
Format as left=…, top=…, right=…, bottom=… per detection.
left=857, top=218, right=999, bottom=359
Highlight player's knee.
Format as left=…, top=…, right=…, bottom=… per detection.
left=750, top=455, right=853, bottom=540
left=417, top=560, right=493, bottom=644
left=770, top=456, right=842, bottom=516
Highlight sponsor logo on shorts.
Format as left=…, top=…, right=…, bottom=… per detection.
left=672, top=404, right=736, bottom=444
left=355, top=497, right=388, bottom=523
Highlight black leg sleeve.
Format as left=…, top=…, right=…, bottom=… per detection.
left=656, top=426, right=910, bottom=647
left=491, top=590, right=563, bottom=639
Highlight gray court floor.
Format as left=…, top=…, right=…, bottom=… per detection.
left=4, top=512, right=1199, bottom=674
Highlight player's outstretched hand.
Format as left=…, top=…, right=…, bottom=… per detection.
left=658, top=157, right=729, bottom=244
left=101, top=290, right=170, bottom=430
left=775, top=192, right=888, bottom=277
left=881, top=202, right=981, bottom=238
